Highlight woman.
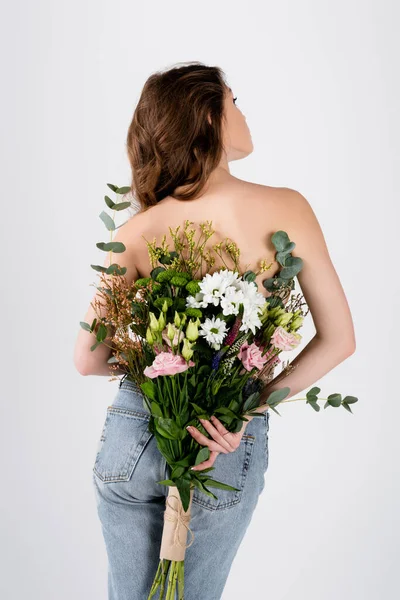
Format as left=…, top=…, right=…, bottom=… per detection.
left=74, top=62, right=356, bottom=599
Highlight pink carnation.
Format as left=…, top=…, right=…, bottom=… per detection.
left=144, top=352, right=195, bottom=378
left=270, top=326, right=301, bottom=351
left=238, top=341, right=268, bottom=372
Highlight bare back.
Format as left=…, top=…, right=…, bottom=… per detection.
left=126, top=179, right=292, bottom=298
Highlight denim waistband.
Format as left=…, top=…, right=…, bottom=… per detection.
left=113, top=376, right=150, bottom=414
left=118, top=375, right=142, bottom=392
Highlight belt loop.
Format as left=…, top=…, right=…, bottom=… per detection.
left=119, top=373, right=127, bottom=388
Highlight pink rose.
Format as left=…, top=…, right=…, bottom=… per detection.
left=144, top=352, right=195, bottom=379
left=238, top=341, right=268, bottom=372
left=270, top=326, right=301, bottom=351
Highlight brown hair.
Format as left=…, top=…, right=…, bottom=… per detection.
left=126, top=62, right=229, bottom=211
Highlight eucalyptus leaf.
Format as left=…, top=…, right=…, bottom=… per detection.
left=106, top=183, right=118, bottom=192
left=327, top=393, right=342, bottom=407
left=99, top=211, right=116, bottom=231
left=307, top=387, right=321, bottom=397
left=113, top=201, right=131, bottom=211
left=104, top=195, right=115, bottom=209
left=271, top=230, right=291, bottom=252
left=243, top=270, right=257, bottom=282
left=264, top=387, right=290, bottom=406
left=308, top=401, right=320, bottom=412
left=96, top=323, right=108, bottom=343
left=96, top=241, right=126, bottom=253
left=343, top=395, right=358, bottom=404
left=116, top=186, right=131, bottom=194
left=106, top=263, right=127, bottom=276
left=91, top=264, right=108, bottom=272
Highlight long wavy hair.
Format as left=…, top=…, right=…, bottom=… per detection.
left=126, top=62, right=229, bottom=212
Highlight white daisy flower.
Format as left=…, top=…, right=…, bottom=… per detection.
left=199, top=316, right=228, bottom=346
left=240, top=309, right=263, bottom=335
left=199, top=272, right=227, bottom=306
left=220, top=286, right=244, bottom=316
left=186, top=292, right=208, bottom=309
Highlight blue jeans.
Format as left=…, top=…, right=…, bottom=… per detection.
left=92, top=378, right=270, bottom=600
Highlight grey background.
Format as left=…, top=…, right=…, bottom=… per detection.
left=1, top=1, right=398, bottom=598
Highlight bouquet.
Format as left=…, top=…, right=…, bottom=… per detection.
left=81, top=184, right=358, bottom=599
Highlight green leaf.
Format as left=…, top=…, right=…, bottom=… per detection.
left=106, top=183, right=118, bottom=192
left=262, top=276, right=285, bottom=292
left=243, top=270, right=257, bottom=282
left=269, top=405, right=282, bottom=416
left=266, top=295, right=284, bottom=308
left=202, top=478, right=240, bottom=492
left=327, top=393, right=342, bottom=407
left=343, top=395, right=358, bottom=404
left=150, top=266, right=166, bottom=280
left=105, top=263, right=127, bottom=276
left=175, top=477, right=191, bottom=512
left=99, top=211, right=116, bottom=231
left=306, top=394, right=318, bottom=404
left=150, top=401, right=163, bottom=417
left=104, top=195, right=115, bottom=209
left=79, top=321, right=92, bottom=332
left=156, top=479, right=176, bottom=486
left=307, top=387, right=321, bottom=397
left=280, top=256, right=304, bottom=279
left=174, top=455, right=192, bottom=467
left=171, top=466, right=185, bottom=479
left=342, top=403, right=353, bottom=414
left=90, top=264, right=108, bottom=272
left=140, top=381, right=156, bottom=401
left=308, top=400, right=320, bottom=412
left=243, top=392, right=260, bottom=412
left=194, top=466, right=215, bottom=475
left=113, top=201, right=131, bottom=211
left=264, top=387, right=290, bottom=406
left=195, top=446, right=210, bottom=466
left=190, top=402, right=207, bottom=415
left=200, top=484, right=218, bottom=500
left=155, top=417, right=182, bottom=440
left=271, top=230, right=291, bottom=252
left=115, top=186, right=131, bottom=194
left=96, top=323, right=108, bottom=343
left=107, top=355, right=119, bottom=363
left=96, top=241, right=126, bottom=253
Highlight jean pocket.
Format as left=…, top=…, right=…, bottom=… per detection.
left=93, top=406, right=153, bottom=483
left=191, top=433, right=256, bottom=511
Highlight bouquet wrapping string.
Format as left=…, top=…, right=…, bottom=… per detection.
left=82, top=184, right=358, bottom=599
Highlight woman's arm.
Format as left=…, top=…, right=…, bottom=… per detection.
left=73, top=218, right=140, bottom=376
left=253, top=189, right=356, bottom=414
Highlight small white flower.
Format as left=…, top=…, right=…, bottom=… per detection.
left=220, top=286, right=244, bottom=316
left=199, top=316, right=228, bottom=346
left=186, top=292, right=208, bottom=309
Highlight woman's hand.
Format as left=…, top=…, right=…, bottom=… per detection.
left=186, top=415, right=248, bottom=471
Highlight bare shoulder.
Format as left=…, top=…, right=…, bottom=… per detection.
left=238, top=180, right=304, bottom=207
